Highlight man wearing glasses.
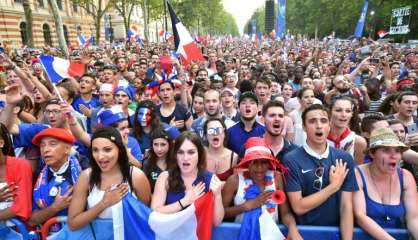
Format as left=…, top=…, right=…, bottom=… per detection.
left=282, top=104, right=358, bottom=240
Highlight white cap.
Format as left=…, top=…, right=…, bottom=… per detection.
left=99, top=83, right=114, bottom=93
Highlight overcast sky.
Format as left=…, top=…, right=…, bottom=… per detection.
left=223, top=0, right=265, bottom=35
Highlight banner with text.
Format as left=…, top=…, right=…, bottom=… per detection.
left=389, top=6, right=412, bottom=35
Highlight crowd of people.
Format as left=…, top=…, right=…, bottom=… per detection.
left=0, top=35, right=417, bottom=239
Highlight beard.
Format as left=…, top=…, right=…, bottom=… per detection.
left=266, top=128, right=281, bottom=137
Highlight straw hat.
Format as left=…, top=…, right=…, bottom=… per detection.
left=369, top=128, right=408, bottom=152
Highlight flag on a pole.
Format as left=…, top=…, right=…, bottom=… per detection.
left=353, top=0, right=369, bottom=39
left=160, top=30, right=174, bottom=42
left=167, top=1, right=203, bottom=65
left=49, top=192, right=214, bottom=240
left=39, top=55, right=85, bottom=84
left=276, top=0, right=286, bottom=39
left=77, top=33, right=86, bottom=46
left=377, top=29, right=388, bottom=38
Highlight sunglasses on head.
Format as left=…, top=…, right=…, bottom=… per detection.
left=313, top=164, right=325, bottom=191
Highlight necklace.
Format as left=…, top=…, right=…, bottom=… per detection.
left=368, top=164, right=392, bottom=222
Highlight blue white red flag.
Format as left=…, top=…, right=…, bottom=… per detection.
left=353, top=0, right=369, bottom=39
left=77, top=33, right=86, bottom=46
left=167, top=1, right=203, bottom=65
left=276, top=0, right=286, bottom=39
left=49, top=192, right=214, bottom=240
left=39, top=55, right=85, bottom=84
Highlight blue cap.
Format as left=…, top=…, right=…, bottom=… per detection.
left=114, top=85, right=135, bottom=101
left=97, top=105, right=127, bottom=127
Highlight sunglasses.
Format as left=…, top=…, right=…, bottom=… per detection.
left=313, top=164, right=324, bottom=191
left=207, top=127, right=224, bottom=136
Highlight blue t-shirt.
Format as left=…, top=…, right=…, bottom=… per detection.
left=72, top=95, right=101, bottom=133
left=127, top=135, right=143, bottom=163
left=165, top=171, right=212, bottom=205
left=282, top=146, right=358, bottom=226
left=227, top=121, right=265, bottom=154
left=157, top=103, right=191, bottom=131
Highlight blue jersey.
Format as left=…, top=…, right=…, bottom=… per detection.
left=282, top=146, right=358, bottom=226
left=127, top=135, right=143, bottom=163
left=72, top=95, right=101, bottom=133
left=227, top=121, right=265, bottom=154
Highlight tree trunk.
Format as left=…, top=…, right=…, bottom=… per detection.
left=95, top=15, right=102, bottom=45
left=22, top=0, right=34, bottom=48
left=48, top=0, right=68, bottom=58
left=142, top=0, right=149, bottom=41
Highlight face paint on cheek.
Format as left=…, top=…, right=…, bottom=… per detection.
left=138, top=108, right=151, bottom=126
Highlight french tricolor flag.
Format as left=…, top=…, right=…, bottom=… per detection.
left=49, top=192, right=214, bottom=240
left=167, top=1, right=203, bottom=65
left=77, top=33, right=86, bottom=46
left=39, top=55, right=85, bottom=84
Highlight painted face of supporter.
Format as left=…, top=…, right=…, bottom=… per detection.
left=370, top=146, right=402, bottom=175
left=115, top=90, right=130, bottom=108
left=45, top=103, right=65, bottom=128
left=152, top=138, right=169, bottom=160
left=303, top=109, right=330, bottom=147
left=248, top=159, right=269, bottom=182
left=40, top=137, right=71, bottom=171
left=137, top=107, right=152, bottom=127
left=80, top=76, right=96, bottom=94
left=206, top=120, right=225, bottom=149
left=398, top=95, right=418, bottom=118
left=91, top=137, right=119, bottom=172
left=176, top=139, right=199, bottom=175
left=192, top=96, right=204, bottom=115
left=299, top=89, right=315, bottom=109
left=239, top=98, right=258, bottom=121
left=264, top=106, right=285, bottom=137
left=389, top=123, right=406, bottom=143
left=331, top=99, right=353, bottom=129
left=204, top=90, right=220, bottom=117
left=158, top=82, right=175, bottom=104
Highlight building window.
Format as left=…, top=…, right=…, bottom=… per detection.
left=14, top=0, right=23, bottom=4
left=19, top=22, right=28, bottom=45
left=76, top=25, right=82, bottom=32
left=57, top=0, right=63, bottom=10
left=37, top=0, right=44, bottom=8
left=63, top=25, right=69, bottom=45
left=43, top=23, right=52, bottom=46
left=72, top=3, right=78, bottom=13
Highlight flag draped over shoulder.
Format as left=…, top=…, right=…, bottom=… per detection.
left=166, top=1, right=203, bottom=65
left=39, top=55, right=85, bottom=84
left=48, top=192, right=214, bottom=240
left=238, top=185, right=285, bottom=240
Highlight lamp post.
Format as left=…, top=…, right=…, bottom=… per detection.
left=369, top=10, right=375, bottom=39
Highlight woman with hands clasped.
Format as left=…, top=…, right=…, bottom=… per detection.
left=353, top=128, right=418, bottom=240
left=222, top=137, right=302, bottom=240
left=151, top=131, right=224, bottom=226
left=68, top=127, right=151, bottom=230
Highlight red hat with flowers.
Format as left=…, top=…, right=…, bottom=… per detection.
left=235, top=137, right=278, bottom=170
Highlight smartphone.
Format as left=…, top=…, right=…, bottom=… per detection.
left=370, top=58, right=379, bottom=65
left=407, top=123, right=418, bottom=134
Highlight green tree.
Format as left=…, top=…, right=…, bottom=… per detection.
left=114, top=0, right=141, bottom=39
left=71, top=0, right=116, bottom=44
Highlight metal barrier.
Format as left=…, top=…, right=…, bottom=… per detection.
left=212, top=222, right=410, bottom=240
left=3, top=218, right=39, bottom=240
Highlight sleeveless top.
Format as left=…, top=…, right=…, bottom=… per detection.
left=327, top=128, right=356, bottom=158
left=234, top=170, right=278, bottom=223
left=357, top=167, right=405, bottom=228
left=293, top=110, right=306, bottom=147
left=216, top=152, right=235, bottom=181
left=165, top=171, right=213, bottom=205
left=87, top=168, right=135, bottom=219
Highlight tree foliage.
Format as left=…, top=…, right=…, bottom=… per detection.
left=166, top=0, right=239, bottom=36
left=244, top=0, right=418, bottom=40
